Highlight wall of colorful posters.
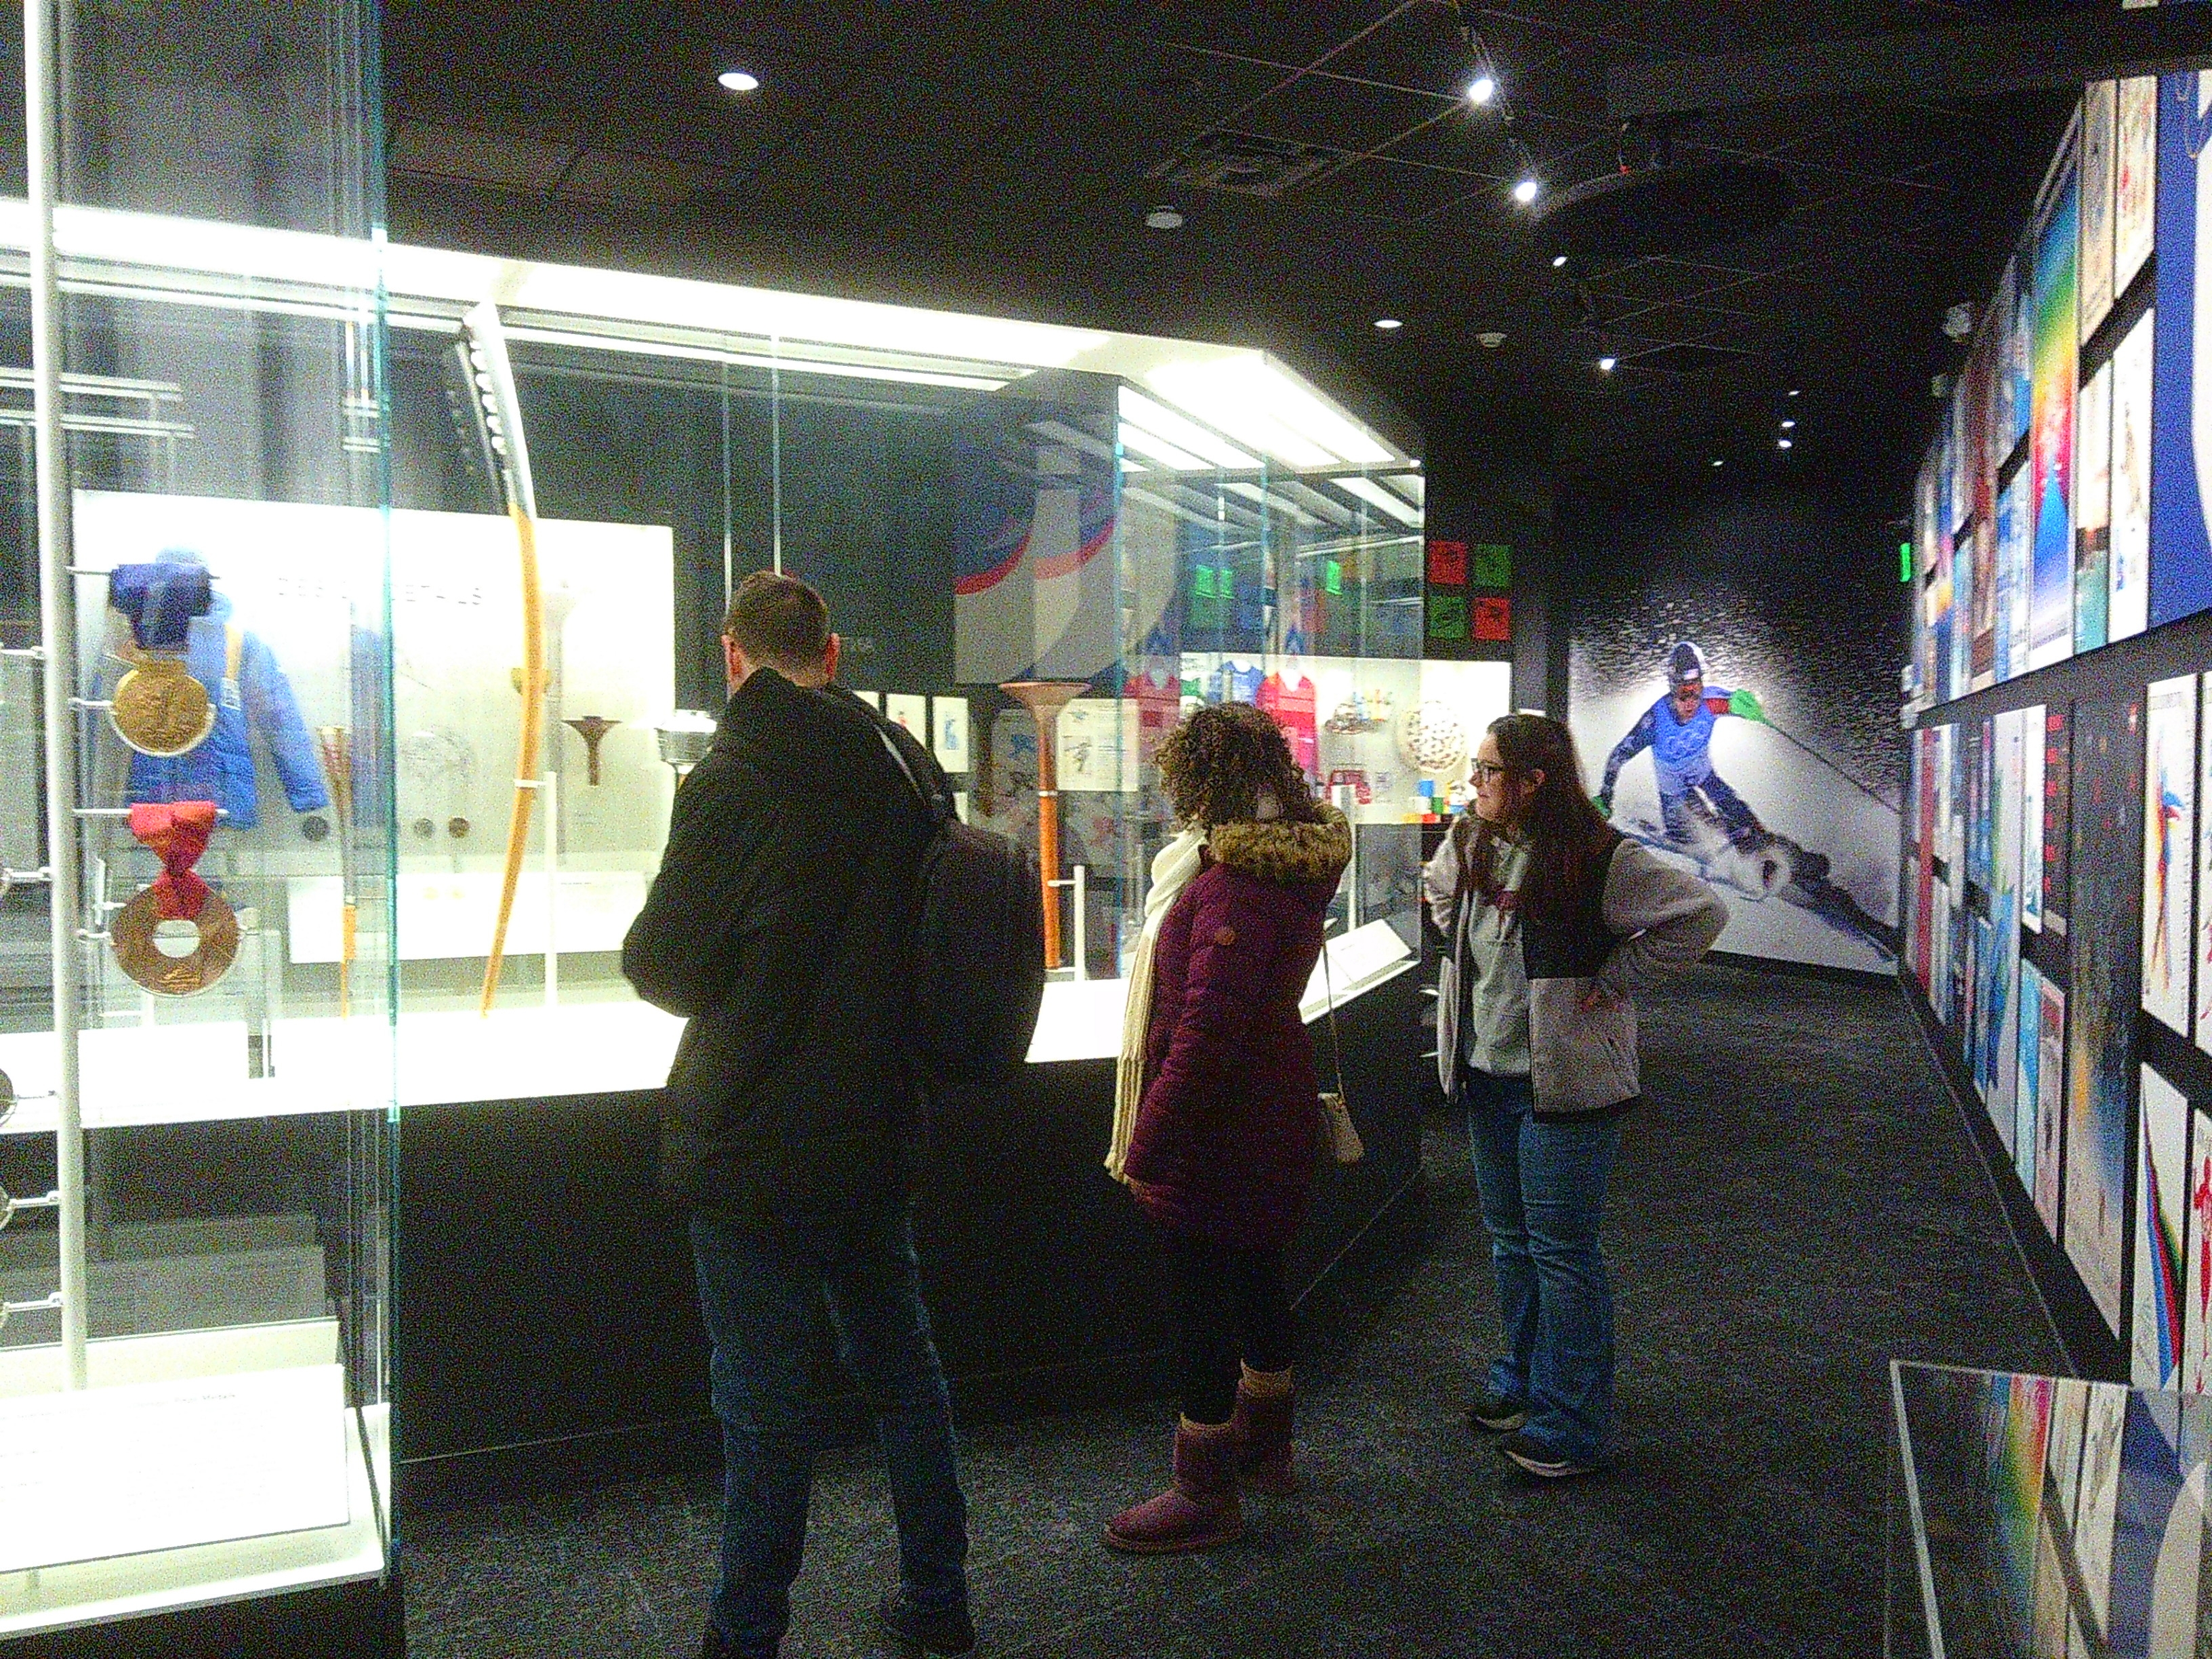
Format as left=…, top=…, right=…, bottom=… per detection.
left=2135, top=1069, right=2190, bottom=1390
left=2036, top=973, right=2066, bottom=1240
left=2116, top=75, right=2157, bottom=304
left=2144, top=674, right=2196, bottom=1036
left=2153, top=75, right=2212, bottom=630
left=2113, top=306, right=2155, bottom=642
left=2078, top=359, right=2113, bottom=655
left=2030, top=148, right=2079, bottom=670
left=2187, top=1107, right=2212, bottom=1395
left=2083, top=81, right=2118, bottom=342
left=2068, top=695, right=2142, bottom=1340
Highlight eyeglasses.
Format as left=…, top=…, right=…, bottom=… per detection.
left=1469, top=760, right=1519, bottom=784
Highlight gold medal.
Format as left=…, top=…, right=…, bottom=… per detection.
left=111, top=655, right=216, bottom=758
left=110, top=886, right=239, bottom=996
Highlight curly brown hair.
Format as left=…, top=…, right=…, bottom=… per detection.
left=1155, top=702, right=1319, bottom=827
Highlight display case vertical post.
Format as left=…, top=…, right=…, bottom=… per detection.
left=26, top=0, right=90, bottom=1388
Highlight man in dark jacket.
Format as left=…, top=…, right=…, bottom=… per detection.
left=622, top=571, right=972, bottom=1659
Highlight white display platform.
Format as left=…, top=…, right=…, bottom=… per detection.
left=0, top=1324, right=387, bottom=1640
left=0, top=922, right=1414, bottom=1128
left=288, top=869, right=651, bottom=963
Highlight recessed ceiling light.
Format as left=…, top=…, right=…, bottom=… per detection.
left=1467, top=74, right=1497, bottom=106
left=1145, top=205, right=1185, bottom=230
left=1597, top=356, right=1616, bottom=372
left=1712, top=459, right=1725, bottom=468
left=1777, top=437, right=1794, bottom=449
left=1788, top=388, right=1801, bottom=397
left=716, top=68, right=760, bottom=93
left=1513, top=177, right=1540, bottom=205
left=1780, top=418, right=1796, bottom=430
left=1374, top=316, right=1404, bottom=331
left=1551, top=254, right=1568, bottom=268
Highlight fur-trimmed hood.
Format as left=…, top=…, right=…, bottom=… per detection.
left=1207, top=803, right=1352, bottom=886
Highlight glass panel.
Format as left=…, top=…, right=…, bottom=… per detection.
left=1889, top=1361, right=2212, bottom=1657
left=0, top=0, right=392, bottom=1633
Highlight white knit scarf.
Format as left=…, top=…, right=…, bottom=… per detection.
left=1106, top=825, right=1208, bottom=1182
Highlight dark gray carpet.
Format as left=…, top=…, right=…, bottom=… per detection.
left=403, top=963, right=2064, bottom=1657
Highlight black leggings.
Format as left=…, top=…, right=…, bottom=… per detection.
left=1164, top=1228, right=1294, bottom=1425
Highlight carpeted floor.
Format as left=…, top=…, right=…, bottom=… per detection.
left=403, top=963, right=2066, bottom=1658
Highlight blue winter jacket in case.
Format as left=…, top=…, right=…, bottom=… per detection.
left=127, top=588, right=329, bottom=830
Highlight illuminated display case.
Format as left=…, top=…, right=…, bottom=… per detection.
left=0, top=6, right=1439, bottom=1582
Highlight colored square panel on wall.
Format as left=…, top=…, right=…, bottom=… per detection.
left=1471, top=596, right=1510, bottom=641
left=1427, top=538, right=1467, bottom=586
left=1427, top=595, right=1467, bottom=640
left=1470, top=542, right=1511, bottom=588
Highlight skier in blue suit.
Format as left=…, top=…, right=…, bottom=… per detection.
left=1595, top=640, right=1774, bottom=855
left=126, top=548, right=329, bottom=832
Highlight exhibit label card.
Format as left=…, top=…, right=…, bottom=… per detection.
left=0, top=1362, right=350, bottom=1573
left=2143, top=674, right=2196, bottom=1036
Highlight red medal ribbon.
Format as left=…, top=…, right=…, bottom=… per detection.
left=128, top=802, right=218, bottom=920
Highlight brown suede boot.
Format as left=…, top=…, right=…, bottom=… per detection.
left=1231, top=1366, right=1296, bottom=1496
left=1102, top=1418, right=1244, bottom=1554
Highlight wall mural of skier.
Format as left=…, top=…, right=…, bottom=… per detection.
left=1565, top=489, right=1904, bottom=976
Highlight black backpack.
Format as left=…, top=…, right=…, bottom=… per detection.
left=876, top=724, right=1046, bottom=1088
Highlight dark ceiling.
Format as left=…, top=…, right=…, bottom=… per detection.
left=382, top=1, right=2087, bottom=499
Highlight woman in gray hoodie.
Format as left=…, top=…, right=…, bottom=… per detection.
left=1422, top=713, right=1726, bottom=1477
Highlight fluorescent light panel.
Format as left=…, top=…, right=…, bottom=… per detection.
left=1115, top=387, right=1261, bottom=468
left=1332, top=474, right=1424, bottom=526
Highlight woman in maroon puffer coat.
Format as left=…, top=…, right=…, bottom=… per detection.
left=1103, top=703, right=1352, bottom=1555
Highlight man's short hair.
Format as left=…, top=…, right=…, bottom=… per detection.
left=722, top=571, right=830, bottom=673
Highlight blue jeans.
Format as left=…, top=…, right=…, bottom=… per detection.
left=1462, top=1067, right=1624, bottom=1466
left=690, top=1205, right=968, bottom=1658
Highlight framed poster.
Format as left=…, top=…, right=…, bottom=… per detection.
left=1974, top=518, right=1999, bottom=692
left=2076, top=358, right=2113, bottom=655
left=930, top=696, right=970, bottom=773
left=2082, top=81, right=2118, bottom=342
left=2153, top=74, right=2212, bottom=629
left=1919, top=727, right=1940, bottom=978
left=2134, top=1067, right=2189, bottom=1389
left=2074, top=1382, right=2128, bottom=1643
left=2115, top=75, right=2156, bottom=301
left=1973, top=914, right=1994, bottom=1108
left=2035, top=972, right=2065, bottom=1241
left=2022, top=706, right=2046, bottom=933
left=2066, top=694, right=2141, bottom=1341
left=2019, top=960, right=2043, bottom=1194
left=2112, top=307, right=2154, bottom=643
left=2043, top=705, right=2071, bottom=936
left=2028, top=145, right=2078, bottom=670
left=2144, top=674, right=2196, bottom=1037
left=2009, top=253, right=2035, bottom=459
left=2001, top=470, right=2032, bottom=682
left=2187, top=1107, right=2212, bottom=1394
left=1990, top=708, right=2028, bottom=1139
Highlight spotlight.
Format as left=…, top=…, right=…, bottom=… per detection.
left=1551, top=254, right=1568, bottom=268
left=716, top=68, right=761, bottom=93
left=1780, top=418, right=1796, bottom=430
left=1467, top=73, right=1497, bottom=106
left=1513, top=177, right=1540, bottom=205
left=1144, top=205, right=1185, bottom=230
left=1788, top=388, right=1801, bottom=397
left=1374, top=317, right=1404, bottom=331
left=1711, top=459, right=1725, bottom=468
left=1598, top=356, right=1617, bottom=373
left=1777, top=437, right=1794, bottom=450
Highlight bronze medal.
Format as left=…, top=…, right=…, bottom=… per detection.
left=112, top=655, right=216, bottom=758
left=111, top=886, right=239, bottom=996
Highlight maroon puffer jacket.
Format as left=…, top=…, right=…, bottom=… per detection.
left=1122, top=806, right=1353, bottom=1251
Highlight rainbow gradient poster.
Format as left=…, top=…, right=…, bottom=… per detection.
left=2028, top=148, right=2078, bottom=670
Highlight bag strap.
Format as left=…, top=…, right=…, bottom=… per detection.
left=1321, top=928, right=1348, bottom=1105
left=873, top=717, right=951, bottom=830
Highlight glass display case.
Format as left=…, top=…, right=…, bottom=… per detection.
left=1888, top=1361, right=2212, bottom=1658
left=0, top=0, right=394, bottom=1641
left=0, top=11, right=1431, bottom=1635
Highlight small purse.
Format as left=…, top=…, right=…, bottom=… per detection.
left=1317, top=937, right=1364, bottom=1165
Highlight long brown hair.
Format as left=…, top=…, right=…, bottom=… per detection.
left=1460, top=713, right=1615, bottom=922
left=1156, top=702, right=1320, bottom=827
